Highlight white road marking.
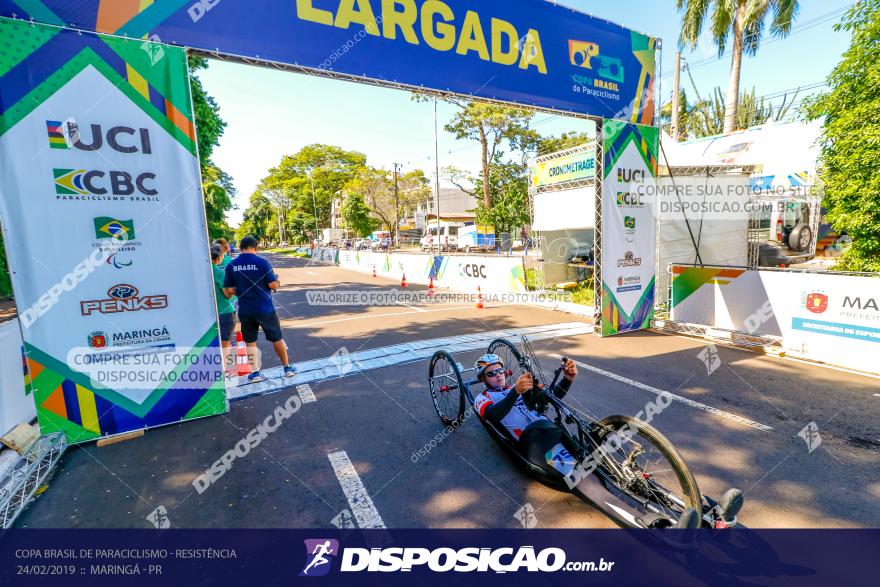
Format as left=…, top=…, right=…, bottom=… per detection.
left=396, top=301, right=426, bottom=312
left=307, top=271, right=318, bottom=276
left=571, top=360, right=774, bottom=432
left=327, top=450, right=386, bottom=529
left=288, top=305, right=473, bottom=328
left=228, top=322, right=592, bottom=401
left=296, top=384, right=316, bottom=404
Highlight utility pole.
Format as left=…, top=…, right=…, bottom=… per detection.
left=309, top=168, right=319, bottom=240
left=671, top=51, right=682, bottom=141
left=393, top=162, right=401, bottom=247
left=433, top=98, right=441, bottom=247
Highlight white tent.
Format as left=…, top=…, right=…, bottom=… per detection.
left=661, top=119, right=823, bottom=195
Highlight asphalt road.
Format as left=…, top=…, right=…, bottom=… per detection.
left=14, top=254, right=880, bottom=529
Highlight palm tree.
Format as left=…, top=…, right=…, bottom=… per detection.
left=676, top=0, right=800, bottom=134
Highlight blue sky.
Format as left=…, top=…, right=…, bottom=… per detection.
left=196, top=0, right=855, bottom=227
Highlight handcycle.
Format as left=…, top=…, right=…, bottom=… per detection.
left=428, top=336, right=744, bottom=530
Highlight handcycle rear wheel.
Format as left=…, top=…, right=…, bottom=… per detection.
left=428, top=351, right=465, bottom=427
left=592, top=415, right=702, bottom=528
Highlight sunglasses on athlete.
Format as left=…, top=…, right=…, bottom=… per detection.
left=484, top=368, right=506, bottom=378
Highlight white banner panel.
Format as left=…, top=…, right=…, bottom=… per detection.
left=671, top=266, right=880, bottom=373
left=0, top=319, right=35, bottom=436
left=0, top=21, right=226, bottom=443
left=337, top=250, right=527, bottom=293
left=599, top=121, right=659, bottom=336
left=533, top=187, right=596, bottom=231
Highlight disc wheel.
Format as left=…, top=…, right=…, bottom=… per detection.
left=593, top=415, right=702, bottom=528
left=428, top=351, right=465, bottom=427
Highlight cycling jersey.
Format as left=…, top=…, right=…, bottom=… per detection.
left=474, top=386, right=550, bottom=440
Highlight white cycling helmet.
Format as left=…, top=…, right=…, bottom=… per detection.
left=474, top=353, right=504, bottom=379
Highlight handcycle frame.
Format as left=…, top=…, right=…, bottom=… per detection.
left=428, top=337, right=743, bottom=530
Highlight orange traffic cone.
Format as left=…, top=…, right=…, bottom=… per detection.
left=476, top=286, right=485, bottom=309
left=427, top=277, right=436, bottom=297
left=401, top=272, right=407, bottom=288
left=235, top=331, right=252, bottom=376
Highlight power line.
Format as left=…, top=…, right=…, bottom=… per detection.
left=662, top=4, right=853, bottom=80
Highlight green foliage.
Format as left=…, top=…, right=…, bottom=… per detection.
left=805, top=0, right=880, bottom=272
left=341, top=193, right=378, bottom=237
left=677, top=0, right=800, bottom=57
left=537, top=131, right=592, bottom=156
left=344, top=167, right=430, bottom=232
left=439, top=97, right=539, bottom=209
left=662, top=86, right=798, bottom=139
left=257, top=144, right=368, bottom=233
left=676, top=0, right=800, bottom=132
left=189, top=56, right=235, bottom=238
left=0, top=232, right=11, bottom=297
left=473, top=158, right=530, bottom=234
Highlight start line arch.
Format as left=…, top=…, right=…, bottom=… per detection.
left=0, top=0, right=660, bottom=442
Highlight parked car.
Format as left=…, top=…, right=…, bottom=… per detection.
left=370, top=237, right=391, bottom=251
left=752, top=198, right=816, bottom=266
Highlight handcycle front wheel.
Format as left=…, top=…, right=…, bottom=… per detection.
left=592, top=415, right=702, bottom=528
left=487, top=338, right=543, bottom=409
left=428, top=351, right=466, bottom=427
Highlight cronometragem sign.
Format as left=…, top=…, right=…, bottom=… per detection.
left=0, top=0, right=658, bottom=124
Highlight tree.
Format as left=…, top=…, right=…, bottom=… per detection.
left=662, top=86, right=798, bottom=139
left=806, top=0, right=880, bottom=272
left=415, top=93, right=540, bottom=209
left=472, top=157, right=530, bottom=234
left=677, top=0, right=800, bottom=134
left=341, top=193, right=378, bottom=237
left=201, top=162, right=235, bottom=239
left=537, top=131, right=593, bottom=156
left=0, top=233, right=10, bottom=297
left=257, top=144, right=367, bottom=230
left=189, top=56, right=235, bottom=238
left=690, top=86, right=797, bottom=136
left=344, top=167, right=430, bottom=231
left=236, top=192, right=273, bottom=242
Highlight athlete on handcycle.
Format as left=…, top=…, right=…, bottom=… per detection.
left=473, top=353, right=583, bottom=479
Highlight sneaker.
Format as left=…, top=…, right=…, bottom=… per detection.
left=247, top=371, right=266, bottom=383
left=283, top=364, right=297, bottom=378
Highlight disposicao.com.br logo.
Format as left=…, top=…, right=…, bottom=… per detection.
left=300, top=541, right=615, bottom=574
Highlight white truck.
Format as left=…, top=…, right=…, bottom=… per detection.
left=320, top=228, right=345, bottom=247
left=420, top=223, right=462, bottom=252
left=455, top=224, right=496, bottom=253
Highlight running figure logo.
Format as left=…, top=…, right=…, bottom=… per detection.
left=299, top=539, right=339, bottom=577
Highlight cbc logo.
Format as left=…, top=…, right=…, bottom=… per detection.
left=459, top=263, right=487, bottom=279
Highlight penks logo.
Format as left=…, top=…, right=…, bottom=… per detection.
left=804, top=292, right=829, bottom=314
left=80, top=284, right=168, bottom=316
left=300, top=539, right=339, bottom=577
left=53, top=169, right=158, bottom=198
left=94, top=217, right=136, bottom=241
left=568, top=40, right=624, bottom=84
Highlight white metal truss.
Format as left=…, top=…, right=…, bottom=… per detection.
left=592, top=124, right=605, bottom=333
left=0, top=432, right=67, bottom=528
